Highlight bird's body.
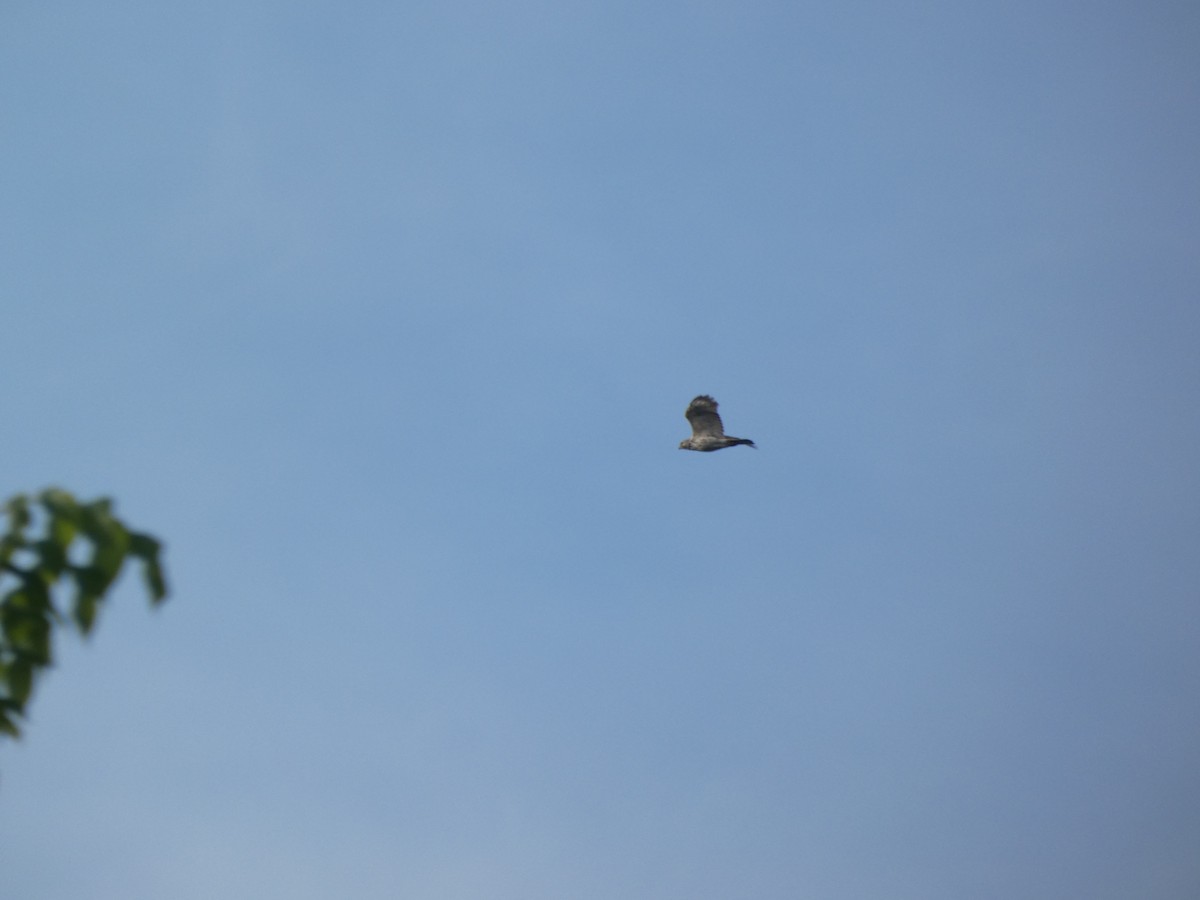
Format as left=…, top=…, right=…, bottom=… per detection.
left=678, top=395, right=756, bottom=451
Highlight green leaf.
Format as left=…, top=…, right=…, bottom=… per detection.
left=78, top=498, right=119, bottom=545
left=4, top=494, right=32, bottom=531
left=19, top=569, right=53, bottom=616
left=73, top=592, right=99, bottom=634
left=91, top=542, right=126, bottom=589
left=48, top=508, right=78, bottom=551
left=1, top=494, right=32, bottom=568
left=148, top=561, right=168, bottom=603
left=33, top=538, right=68, bottom=578
left=68, top=566, right=109, bottom=635
left=38, top=489, right=81, bottom=529
left=129, top=533, right=168, bottom=602
left=1, top=585, right=29, bottom=612
left=5, top=572, right=52, bottom=622
left=128, top=532, right=160, bottom=559
left=2, top=489, right=170, bottom=746
left=6, top=658, right=33, bottom=706
left=69, top=565, right=108, bottom=596
left=2, top=607, right=52, bottom=664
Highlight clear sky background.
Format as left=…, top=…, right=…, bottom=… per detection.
left=3, top=2, right=1199, bottom=898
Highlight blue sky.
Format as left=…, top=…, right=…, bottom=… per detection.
left=3, top=2, right=1199, bottom=897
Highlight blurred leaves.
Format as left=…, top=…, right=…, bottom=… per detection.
left=1, top=488, right=169, bottom=742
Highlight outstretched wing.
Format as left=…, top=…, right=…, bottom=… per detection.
left=685, top=395, right=726, bottom=439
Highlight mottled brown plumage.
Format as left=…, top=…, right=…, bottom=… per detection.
left=679, top=395, right=756, bottom=451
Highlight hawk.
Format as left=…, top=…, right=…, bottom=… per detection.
left=679, top=395, right=756, bottom=451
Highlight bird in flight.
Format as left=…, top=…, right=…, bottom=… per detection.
left=679, top=395, right=756, bottom=451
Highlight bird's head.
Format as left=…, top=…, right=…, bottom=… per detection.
left=678, top=439, right=692, bottom=450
